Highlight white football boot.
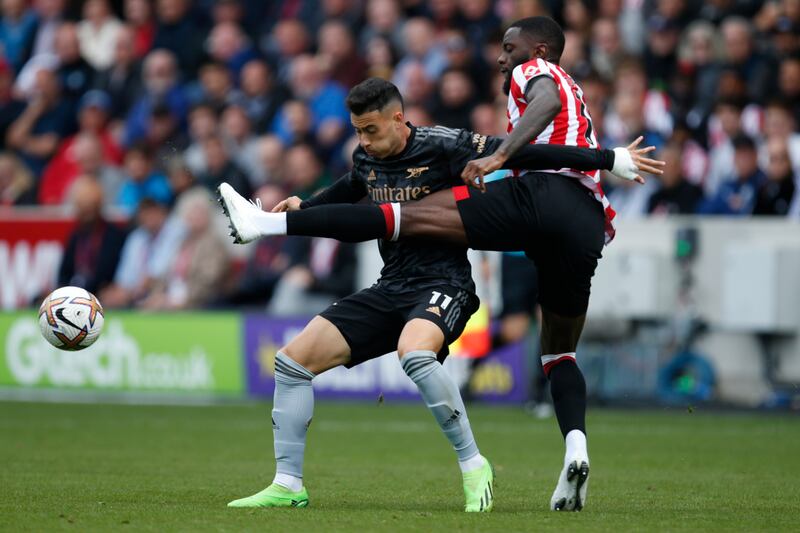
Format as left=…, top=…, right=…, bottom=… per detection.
left=550, top=456, right=590, bottom=511
left=217, top=182, right=267, bottom=244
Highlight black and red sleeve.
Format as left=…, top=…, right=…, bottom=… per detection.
left=300, top=172, right=367, bottom=209
left=500, top=143, right=614, bottom=173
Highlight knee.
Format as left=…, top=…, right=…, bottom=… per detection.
left=279, top=345, right=315, bottom=373
left=279, top=345, right=297, bottom=362
left=397, top=319, right=445, bottom=360
left=396, top=333, right=422, bottom=359
left=396, top=344, right=412, bottom=360
left=397, top=340, right=439, bottom=360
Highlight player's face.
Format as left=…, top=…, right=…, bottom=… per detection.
left=498, top=28, right=543, bottom=94
left=498, top=28, right=532, bottom=94
left=351, top=106, right=405, bottom=159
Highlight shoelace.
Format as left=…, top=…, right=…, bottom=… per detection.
left=248, top=198, right=262, bottom=210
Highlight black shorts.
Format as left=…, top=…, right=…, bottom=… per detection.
left=455, top=172, right=605, bottom=317
left=319, top=284, right=480, bottom=368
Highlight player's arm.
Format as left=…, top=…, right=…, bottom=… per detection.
left=462, top=75, right=561, bottom=190
left=450, top=130, right=663, bottom=185
left=502, top=137, right=664, bottom=183
left=272, top=172, right=367, bottom=212
left=503, top=143, right=610, bottom=171
left=492, top=77, right=560, bottom=163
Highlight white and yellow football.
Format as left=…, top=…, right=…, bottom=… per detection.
left=38, top=286, right=105, bottom=351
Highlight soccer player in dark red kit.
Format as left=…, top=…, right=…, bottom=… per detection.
left=221, top=19, right=662, bottom=511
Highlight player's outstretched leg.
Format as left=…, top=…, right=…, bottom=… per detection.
left=540, top=309, right=590, bottom=511
left=218, top=182, right=391, bottom=244
left=217, top=182, right=470, bottom=246
left=398, top=320, right=494, bottom=512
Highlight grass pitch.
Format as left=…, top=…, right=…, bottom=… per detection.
left=1, top=400, right=798, bottom=532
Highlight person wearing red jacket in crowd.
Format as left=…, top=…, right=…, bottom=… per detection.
left=38, top=90, right=123, bottom=204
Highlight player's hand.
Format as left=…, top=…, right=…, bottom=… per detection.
left=611, top=136, right=665, bottom=184
left=460, top=154, right=506, bottom=192
left=272, top=196, right=302, bottom=212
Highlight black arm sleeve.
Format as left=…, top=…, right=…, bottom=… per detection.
left=448, top=130, right=615, bottom=176
left=501, top=143, right=615, bottom=172
left=299, top=172, right=367, bottom=209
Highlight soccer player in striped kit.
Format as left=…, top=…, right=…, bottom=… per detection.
left=455, top=16, right=610, bottom=511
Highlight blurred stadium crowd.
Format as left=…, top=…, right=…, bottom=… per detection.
left=1, top=0, right=799, bottom=311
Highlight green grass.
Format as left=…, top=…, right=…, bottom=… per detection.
left=1, top=401, right=798, bottom=532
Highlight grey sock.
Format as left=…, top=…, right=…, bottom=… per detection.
left=401, top=350, right=480, bottom=462
left=272, top=352, right=315, bottom=478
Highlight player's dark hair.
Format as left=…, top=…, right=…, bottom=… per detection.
left=509, top=16, right=565, bottom=61
left=346, top=78, right=404, bottom=115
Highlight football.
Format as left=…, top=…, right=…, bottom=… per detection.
left=38, top=286, right=105, bottom=351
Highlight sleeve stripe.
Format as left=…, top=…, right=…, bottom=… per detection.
left=425, top=126, right=459, bottom=140
left=512, top=65, right=529, bottom=97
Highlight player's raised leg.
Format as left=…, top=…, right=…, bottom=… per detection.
left=217, top=181, right=468, bottom=246
left=218, top=182, right=396, bottom=244
left=228, top=316, right=350, bottom=508
left=397, top=312, right=494, bottom=512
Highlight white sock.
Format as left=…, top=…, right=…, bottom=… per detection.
left=458, top=453, right=487, bottom=473
left=388, top=202, right=401, bottom=241
left=273, top=472, right=303, bottom=492
left=252, top=211, right=287, bottom=236
left=565, top=429, right=588, bottom=463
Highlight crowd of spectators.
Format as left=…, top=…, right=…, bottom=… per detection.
left=2, top=0, right=799, bottom=311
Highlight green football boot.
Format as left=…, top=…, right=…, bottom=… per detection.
left=462, top=460, right=495, bottom=512
left=227, top=483, right=309, bottom=508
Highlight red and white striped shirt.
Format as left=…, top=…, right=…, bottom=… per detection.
left=507, top=57, right=617, bottom=243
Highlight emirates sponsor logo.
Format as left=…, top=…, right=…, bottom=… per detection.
left=367, top=184, right=431, bottom=202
